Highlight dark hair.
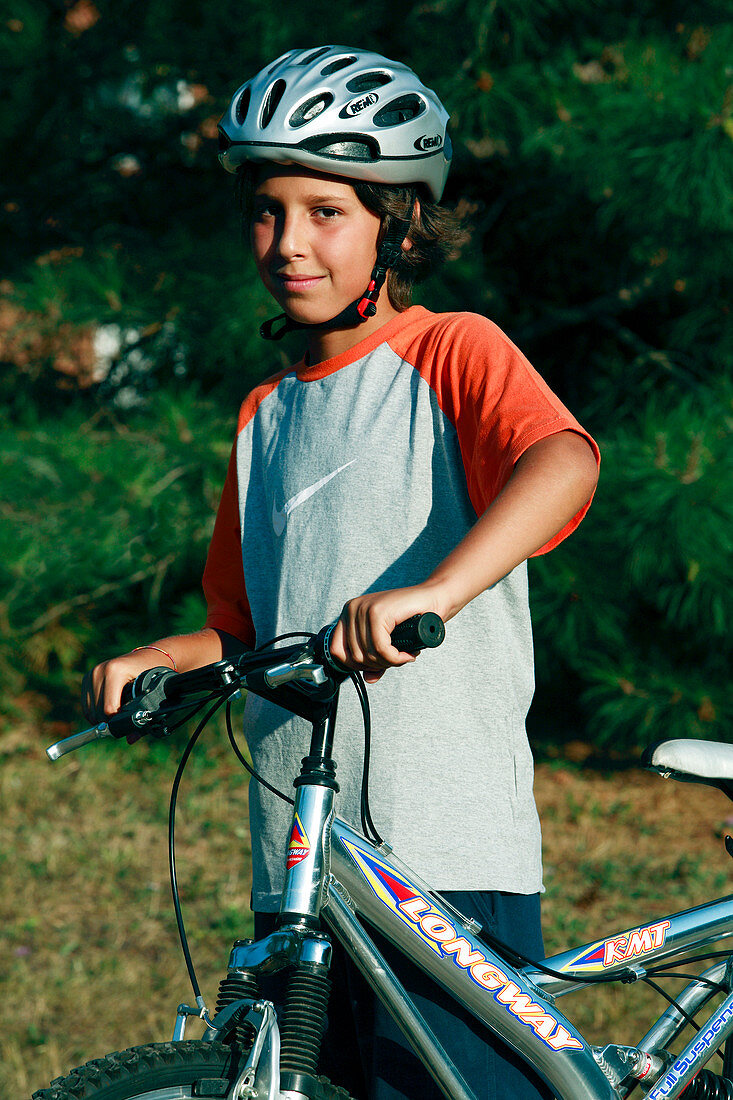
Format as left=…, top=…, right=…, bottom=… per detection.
left=351, top=182, right=463, bottom=309
left=234, top=167, right=464, bottom=310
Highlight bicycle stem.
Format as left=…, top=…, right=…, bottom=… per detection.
left=278, top=700, right=340, bottom=926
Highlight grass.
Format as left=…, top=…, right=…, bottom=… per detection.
left=1, top=715, right=254, bottom=1097
left=3, top=717, right=732, bottom=1097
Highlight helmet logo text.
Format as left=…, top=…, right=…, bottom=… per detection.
left=344, top=93, right=379, bottom=116
left=415, top=134, right=443, bottom=151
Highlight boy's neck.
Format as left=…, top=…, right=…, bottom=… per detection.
left=304, top=298, right=403, bottom=366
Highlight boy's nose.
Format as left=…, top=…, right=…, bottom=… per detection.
left=276, top=212, right=309, bottom=260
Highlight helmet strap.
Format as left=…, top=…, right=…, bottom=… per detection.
left=259, top=201, right=415, bottom=342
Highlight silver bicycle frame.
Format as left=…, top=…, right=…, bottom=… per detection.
left=533, top=898, right=733, bottom=998
left=327, top=814, right=730, bottom=1095
left=226, top=770, right=733, bottom=1100
left=208, top=662, right=733, bottom=1100
left=45, top=657, right=733, bottom=1099
left=325, top=817, right=733, bottom=1100
left=326, top=817, right=617, bottom=1100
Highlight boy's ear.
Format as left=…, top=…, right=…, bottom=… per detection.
left=401, top=198, right=421, bottom=252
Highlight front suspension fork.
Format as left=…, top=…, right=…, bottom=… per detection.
left=210, top=710, right=340, bottom=1095
left=203, top=922, right=334, bottom=1098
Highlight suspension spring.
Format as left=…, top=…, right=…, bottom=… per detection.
left=279, top=964, right=332, bottom=1076
left=685, top=1071, right=733, bottom=1099
left=215, top=969, right=260, bottom=1048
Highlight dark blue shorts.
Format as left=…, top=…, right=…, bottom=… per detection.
left=255, top=891, right=554, bottom=1100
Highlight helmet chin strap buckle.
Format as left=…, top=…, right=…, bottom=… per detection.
left=357, top=279, right=380, bottom=319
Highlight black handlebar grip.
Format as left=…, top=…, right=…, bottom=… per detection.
left=390, top=612, right=445, bottom=653
left=120, top=666, right=174, bottom=705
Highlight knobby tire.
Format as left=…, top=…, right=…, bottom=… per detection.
left=31, top=1040, right=356, bottom=1100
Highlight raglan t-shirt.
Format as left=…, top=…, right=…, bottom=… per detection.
left=203, top=306, right=599, bottom=913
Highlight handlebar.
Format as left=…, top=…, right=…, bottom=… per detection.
left=46, top=613, right=445, bottom=762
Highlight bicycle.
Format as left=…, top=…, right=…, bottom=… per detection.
left=32, top=613, right=733, bottom=1100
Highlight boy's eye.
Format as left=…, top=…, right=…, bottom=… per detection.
left=253, top=202, right=278, bottom=220
left=315, top=207, right=341, bottom=220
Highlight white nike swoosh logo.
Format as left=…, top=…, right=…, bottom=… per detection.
left=272, top=459, right=356, bottom=536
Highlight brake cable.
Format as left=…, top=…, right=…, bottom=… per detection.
left=227, top=630, right=384, bottom=843
left=253, top=631, right=315, bottom=651
left=169, top=693, right=231, bottom=1010
left=349, top=669, right=383, bottom=846
left=225, top=698, right=294, bottom=806
left=225, top=629, right=316, bottom=807
left=639, top=975, right=726, bottom=1064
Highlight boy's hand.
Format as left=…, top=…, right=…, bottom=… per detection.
left=80, top=629, right=235, bottom=724
left=81, top=650, right=170, bottom=724
left=329, top=585, right=444, bottom=683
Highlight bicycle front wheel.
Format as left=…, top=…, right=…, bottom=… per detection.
left=32, top=1040, right=356, bottom=1100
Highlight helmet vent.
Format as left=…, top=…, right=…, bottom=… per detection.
left=289, top=93, right=334, bottom=128
left=300, top=135, right=378, bottom=162
left=235, top=87, right=251, bottom=125
left=268, top=50, right=297, bottom=76
left=260, top=79, right=287, bottom=129
left=374, top=94, right=426, bottom=127
left=320, top=56, right=357, bottom=76
left=345, top=72, right=392, bottom=94
left=300, top=47, right=332, bottom=65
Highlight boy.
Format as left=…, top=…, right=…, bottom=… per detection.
left=84, top=46, right=599, bottom=1099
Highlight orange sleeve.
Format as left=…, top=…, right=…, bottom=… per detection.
left=202, top=442, right=256, bottom=646
left=412, top=313, right=600, bottom=555
left=202, top=367, right=291, bottom=645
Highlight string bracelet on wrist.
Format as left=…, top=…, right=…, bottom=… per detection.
left=132, top=645, right=178, bottom=672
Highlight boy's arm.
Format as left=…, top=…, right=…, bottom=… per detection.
left=82, top=627, right=248, bottom=722
left=329, top=429, right=599, bottom=682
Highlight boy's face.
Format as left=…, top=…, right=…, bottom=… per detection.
left=250, top=166, right=382, bottom=327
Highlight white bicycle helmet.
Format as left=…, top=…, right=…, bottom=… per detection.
left=218, top=45, right=452, bottom=202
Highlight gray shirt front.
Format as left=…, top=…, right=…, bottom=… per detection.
left=204, top=307, right=598, bottom=912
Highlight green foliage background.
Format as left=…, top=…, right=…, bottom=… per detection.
left=2, top=0, right=731, bottom=749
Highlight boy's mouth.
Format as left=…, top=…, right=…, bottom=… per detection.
left=277, top=273, right=326, bottom=291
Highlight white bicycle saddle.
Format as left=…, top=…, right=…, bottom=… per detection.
left=643, top=739, right=733, bottom=795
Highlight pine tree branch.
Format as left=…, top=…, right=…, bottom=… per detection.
left=23, top=555, right=176, bottom=636
left=516, top=281, right=651, bottom=343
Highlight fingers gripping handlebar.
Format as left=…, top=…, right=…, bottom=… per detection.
left=385, top=612, right=445, bottom=653
left=318, top=610, right=444, bottom=673
left=47, top=667, right=182, bottom=760
left=47, top=613, right=445, bottom=762
left=47, top=661, right=241, bottom=760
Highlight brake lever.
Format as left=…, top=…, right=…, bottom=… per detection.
left=263, top=651, right=329, bottom=689
left=47, top=660, right=248, bottom=762
left=47, top=723, right=114, bottom=761
left=46, top=667, right=179, bottom=762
